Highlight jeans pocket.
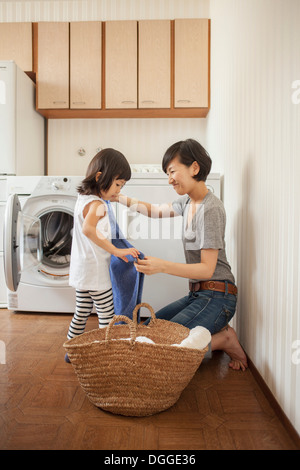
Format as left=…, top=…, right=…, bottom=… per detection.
left=213, top=303, right=236, bottom=334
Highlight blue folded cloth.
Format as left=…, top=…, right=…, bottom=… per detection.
left=106, top=201, right=144, bottom=321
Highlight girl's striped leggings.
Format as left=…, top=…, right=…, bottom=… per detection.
left=67, top=288, right=114, bottom=339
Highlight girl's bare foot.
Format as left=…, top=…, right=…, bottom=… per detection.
left=211, top=326, right=248, bottom=371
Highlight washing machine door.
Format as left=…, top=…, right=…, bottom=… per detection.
left=4, top=194, right=42, bottom=292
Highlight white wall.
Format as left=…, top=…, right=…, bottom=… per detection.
left=1, top=0, right=299, bottom=436
left=207, top=0, right=300, bottom=435
left=47, top=118, right=208, bottom=174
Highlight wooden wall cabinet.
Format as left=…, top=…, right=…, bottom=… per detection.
left=33, top=18, right=210, bottom=118
left=70, top=22, right=102, bottom=109
left=139, top=20, right=171, bottom=109
left=0, top=22, right=33, bottom=72
left=174, top=19, right=209, bottom=108
left=105, top=21, right=137, bottom=109
left=105, top=20, right=171, bottom=110
left=35, top=22, right=69, bottom=109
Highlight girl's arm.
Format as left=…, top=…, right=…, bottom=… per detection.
left=117, top=194, right=178, bottom=219
left=82, top=200, right=140, bottom=262
left=135, top=249, right=218, bottom=280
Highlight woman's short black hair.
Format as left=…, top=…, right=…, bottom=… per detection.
left=162, top=139, right=212, bottom=182
left=78, top=148, right=131, bottom=195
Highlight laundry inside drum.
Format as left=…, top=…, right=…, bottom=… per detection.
left=40, top=210, right=73, bottom=268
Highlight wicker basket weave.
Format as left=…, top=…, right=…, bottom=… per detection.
left=64, top=303, right=208, bottom=417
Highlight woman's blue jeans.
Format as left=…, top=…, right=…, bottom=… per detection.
left=144, top=282, right=237, bottom=334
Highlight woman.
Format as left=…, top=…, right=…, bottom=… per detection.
left=118, top=139, right=247, bottom=371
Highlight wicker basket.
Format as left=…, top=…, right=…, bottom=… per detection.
left=64, top=303, right=208, bottom=417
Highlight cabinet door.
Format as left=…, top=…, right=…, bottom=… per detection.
left=0, top=23, right=32, bottom=72
left=105, top=21, right=137, bottom=109
left=174, top=19, right=209, bottom=108
left=139, top=20, right=170, bottom=109
left=36, top=22, right=69, bottom=109
left=70, top=22, right=102, bottom=109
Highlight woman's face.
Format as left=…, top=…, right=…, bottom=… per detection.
left=166, top=156, right=199, bottom=196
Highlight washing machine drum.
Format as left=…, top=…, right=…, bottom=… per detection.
left=40, top=210, right=73, bottom=268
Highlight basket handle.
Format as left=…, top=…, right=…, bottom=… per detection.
left=132, top=302, right=157, bottom=325
left=105, top=315, right=136, bottom=347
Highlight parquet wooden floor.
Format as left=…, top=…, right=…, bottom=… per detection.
left=0, top=309, right=299, bottom=451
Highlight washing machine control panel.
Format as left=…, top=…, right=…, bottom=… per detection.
left=50, top=178, right=69, bottom=191
left=32, top=176, right=82, bottom=197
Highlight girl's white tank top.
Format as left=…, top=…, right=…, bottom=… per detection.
left=69, top=194, right=112, bottom=291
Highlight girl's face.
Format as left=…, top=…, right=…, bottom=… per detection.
left=100, top=177, right=126, bottom=201
left=166, top=156, right=199, bottom=196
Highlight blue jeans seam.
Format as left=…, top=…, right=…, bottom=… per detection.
left=184, top=297, right=212, bottom=328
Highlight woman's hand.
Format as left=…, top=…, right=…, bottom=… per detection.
left=134, top=256, right=165, bottom=275
left=114, top=247, right=140, bottom=263
left=135, top=249, right=218, bottom=279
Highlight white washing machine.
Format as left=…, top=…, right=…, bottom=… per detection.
left=4, top=176, right=82, bottom=313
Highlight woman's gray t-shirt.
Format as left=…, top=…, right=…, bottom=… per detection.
left=172, top=190, right=235, bottom=284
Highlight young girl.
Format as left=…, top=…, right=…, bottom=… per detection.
left=118, top=139, right=248, bottom=371
left=66, top=148, right=139, bottom=346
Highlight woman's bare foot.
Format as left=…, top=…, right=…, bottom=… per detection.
left=211, top=326, right=248, bottom=371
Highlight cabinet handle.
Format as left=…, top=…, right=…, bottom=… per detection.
left=72, top=101, right=86, bottom=105
left=53, top=101, right=67, bottom=104
left=141, top=100, right=155, bottom=104
left=177, top=99, right=191, bottom=103
left=121, top=100, right=136, bottom=104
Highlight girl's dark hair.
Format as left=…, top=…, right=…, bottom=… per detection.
left=162, top=139, right=212, bottom=182
left=78, top=148, right=131, bottom=196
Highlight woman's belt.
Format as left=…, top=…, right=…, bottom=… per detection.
left=189, top=280, right=238, bottom=296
